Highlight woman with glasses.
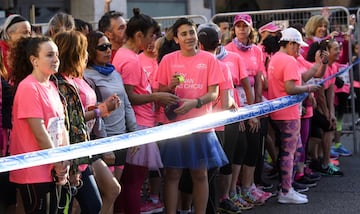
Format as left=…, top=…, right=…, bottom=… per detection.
left=84, top=30, right=138, bottom=213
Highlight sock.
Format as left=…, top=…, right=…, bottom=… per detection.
left=219, top=194, right=228, bottom=202
left=178, top=210, right=191, bottom=214
left=149, top=194, right=159, bottom=204
left=295, top=173, right=304, bottom=180
left=229, top=190, right=237, bottom=199
left=334, top=142, right=342, bottom=148
left=242, top=187, right=250, bottom=194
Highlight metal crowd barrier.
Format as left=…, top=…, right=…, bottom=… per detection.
left=32, top=15, right=208, bottom=34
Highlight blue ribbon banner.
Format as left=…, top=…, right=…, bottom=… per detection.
left=0, top=60, right=359, bottom=173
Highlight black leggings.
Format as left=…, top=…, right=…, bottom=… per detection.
left=233, top=121, right=261, bottom=166
left=17, top=182, right=65, bottom=214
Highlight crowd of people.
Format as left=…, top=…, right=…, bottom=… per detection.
left=0, top=3, right=359, bottom=214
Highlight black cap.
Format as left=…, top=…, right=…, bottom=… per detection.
left=197, top=27, right=219, bottom=51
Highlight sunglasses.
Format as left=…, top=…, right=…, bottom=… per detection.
left=95, top=43, right=112, bottom=51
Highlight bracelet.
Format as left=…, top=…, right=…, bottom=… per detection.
left=307, top=85, right=311, bottom=93
left=93, top=108, right=101, bottom=119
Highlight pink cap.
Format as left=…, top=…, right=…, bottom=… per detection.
left=258, top=22, right=281, bottom=33
left=233, top=14, right=252, bottom=27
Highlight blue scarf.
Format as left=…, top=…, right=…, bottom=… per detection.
left=216, top=46, right=228, bottom=60
left=233, top=37, right=252, bottom=51
left=92, top=63, right=115, bottom=76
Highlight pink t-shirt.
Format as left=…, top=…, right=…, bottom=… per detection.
left=220, top=51, right=248, bottom=107
left=157, top=50, right=224, bottom=122
left=138, top=52, right=159, bottom=90
left=113, top=48, right=155, bottom=127
left=225, top=42, right=265, bottom=85
left=323, top=63, right=337, bottom=90
left=296, top=55, right=314, bottom=118
left=268, top=52, right=302, bottom=120
left=214, top=60, right=234, bottom=131
left=10, top=75, right=65, bottom=184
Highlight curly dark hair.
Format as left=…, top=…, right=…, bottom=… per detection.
left=9, top=36, right=52, bottom=92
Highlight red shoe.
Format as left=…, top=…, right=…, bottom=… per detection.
left=140, top=200, right=164, bottom=214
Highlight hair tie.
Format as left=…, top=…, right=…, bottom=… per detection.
left=6, top=16, right=27, bottom=31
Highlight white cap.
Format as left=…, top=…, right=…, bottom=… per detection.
left=280, top=27, right=308, bottom=47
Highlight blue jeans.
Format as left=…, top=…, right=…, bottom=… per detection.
left=71, top=166, right=102, bottom=214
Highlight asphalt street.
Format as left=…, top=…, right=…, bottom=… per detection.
left=246, top=114, right=360, bottom=214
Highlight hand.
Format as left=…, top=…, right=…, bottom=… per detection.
left=173, top=98, right=197, bottom=115
left=315, top=50, right=329, bottom=64
left=128, top=146, right=140, bottom=157
left=238, top=121, right=246, bottom=132
left=105, top=94, right=121, bottom=112
left=154, top=92, right=179, bottom=106
left=247, top=117, right=260, bottom=133
left=169, top=74, right=182, bottom=91
left=308, top=84, right=322, bottom=92
left=102, top=151, right=115, bottom=165
left=53, top=161, right=70, bottom=185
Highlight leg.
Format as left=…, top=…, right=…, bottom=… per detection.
left=92, top=159, right=120, bottom=214
left=164, top=168, right=183, bottom=214
left=190, top=168, right=208, bottom=214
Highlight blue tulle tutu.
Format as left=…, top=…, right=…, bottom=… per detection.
left=159, top=131, right=229, bottom=169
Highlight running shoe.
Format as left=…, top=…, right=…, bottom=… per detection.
left=230, top=194, right=253, bottom=210
left=278, top=188, right=308, bottom=204
left=295, top=175, right=317, bottom=188
left=140, top=200, right=164, bottom=214
left=320, top=163, right=344, bottom=177
left=292, top=181, right=309, bottom=193
left=331, top=144, right=352, bottom=156
left=218, top=198, right=242, bottom=214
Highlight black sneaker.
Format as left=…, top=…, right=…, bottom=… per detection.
left=266, top=168, right=279, bottom=180
left=320, top=164, right=344, bottom=177
left=292, top=181, right=309, bottom=193
left=295, top=175, right=317, bottom=188
left=257, top=181, right=274, bottom=190
left=218, top=198, right=242, bottom=214
left=308, top=158, right=322, bottom=172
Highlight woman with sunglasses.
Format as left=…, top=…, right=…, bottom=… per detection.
left=84, top=30, right=138, bottom=213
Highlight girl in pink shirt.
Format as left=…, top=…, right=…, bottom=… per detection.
left=157, top=18, right=228, bottom=214
left=112, top=9, right=178, bottom=213
left=9, top=36, right=70, bottom=213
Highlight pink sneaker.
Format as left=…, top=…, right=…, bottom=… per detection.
left=250, top=184, right=272, bottom=201
left=140, top=200, right=164, bottom=214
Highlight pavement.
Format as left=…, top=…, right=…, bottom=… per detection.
left=246, top=113, right=360, bottom=214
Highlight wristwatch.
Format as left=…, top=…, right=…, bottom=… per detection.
left=196, top=98, right=203, bottom=108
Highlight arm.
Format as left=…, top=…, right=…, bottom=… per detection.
left=285, top=80, right=320, bottom=95
left=26, top=118, right=55, bottom=149
left=254, top=72, right=263, bottom=103
left=174, top=85, right=219, bottom=115
left=124, top=84, right=179, bottom=106
left=240, top=77, right=254, bottom=105
left=219, top=89, right=233, bottom=110
left=104, top=0, right=111, bottom=13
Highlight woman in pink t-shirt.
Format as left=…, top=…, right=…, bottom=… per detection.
left=268, top=28, right=321, bottom=204
left=225, top=14, right=271, bottom=205
left=9, top=36, right=70, bottom=213
left=157, top=18, right=228, bottom=214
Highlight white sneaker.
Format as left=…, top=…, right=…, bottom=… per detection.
left=294, top=190, right=308, bottom=199
left=278, top=188, right=308, bottom=204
